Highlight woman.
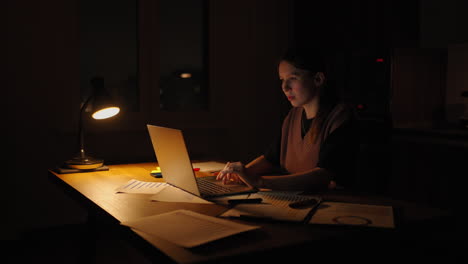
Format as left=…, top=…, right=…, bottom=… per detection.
left=217, top=48, right=358, bottom=192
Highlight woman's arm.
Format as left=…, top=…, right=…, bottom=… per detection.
left=244, top=155, right=278, bottom=176
left=245, top=156, right=335, bottom=191
left=260, top=167, right=335, bottom=191
left=221, top=160, right=336, bottom=192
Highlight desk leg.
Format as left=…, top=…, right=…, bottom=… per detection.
left=78, top=208, right=97, bottom=263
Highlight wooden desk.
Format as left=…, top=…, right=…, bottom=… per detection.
left=49, top=163, right=462, bottom=263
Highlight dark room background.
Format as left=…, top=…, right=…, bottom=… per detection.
left=5, top=0, right=468, bottom=244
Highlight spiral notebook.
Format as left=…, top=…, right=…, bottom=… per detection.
left=219, top=191, right=320, bottom=222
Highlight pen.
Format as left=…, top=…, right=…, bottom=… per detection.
left=238, top=214, right=274, bottom=222
left=228, top=198, right=263, bottom=205
left=302, top=197, right=323, bottom=223
left=289, top=198, right=320, bottom=209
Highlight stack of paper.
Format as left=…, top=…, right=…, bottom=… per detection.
left=115, top=179, right=168, bottom=194
left=115, top=179, right=212, bottom=204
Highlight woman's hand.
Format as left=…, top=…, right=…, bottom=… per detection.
left=216, top=161, right=261, bottom=188
left=215, top=162, right=242, bottom=185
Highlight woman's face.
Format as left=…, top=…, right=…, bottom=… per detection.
left=278, top=60, right=318, bottom=107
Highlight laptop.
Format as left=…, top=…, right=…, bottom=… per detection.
left=147, top=124, right=257, bottom=198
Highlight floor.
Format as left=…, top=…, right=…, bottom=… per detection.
left=6, top=224, right=153, bottom=264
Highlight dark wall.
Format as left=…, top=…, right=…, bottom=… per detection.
left=292, top=0, right=468, bottom=211
left=6, top=0, right=84, bottom=240
left=5, top=0, right=292, bottom=240
left=293, top=0, right=420, bottom=49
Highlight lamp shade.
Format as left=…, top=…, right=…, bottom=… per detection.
left=89, top=77, right=121, bottom=119
left=92, top=107, right=120, bottom=120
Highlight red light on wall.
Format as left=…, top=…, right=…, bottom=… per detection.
left=376, top=58, right=384, bottom=62
left=356, top=104, right=365, bottom=110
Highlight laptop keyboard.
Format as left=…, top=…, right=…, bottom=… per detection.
left=196, top=177, right=234, bottom=195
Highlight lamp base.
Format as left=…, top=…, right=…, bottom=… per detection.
left=65, top=154, right=104, bottom=170
left=53, top=165, right=109, bottom=174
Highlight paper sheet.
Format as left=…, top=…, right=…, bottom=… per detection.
left=115, top=179, right=169, bottom=194
left=121, top=209, right=260, bottom=248
left=150, top=185, right=213, bottom=204
left=309, top=202, right=395, bottom=228
left=220, top=203, right=310, bottom=222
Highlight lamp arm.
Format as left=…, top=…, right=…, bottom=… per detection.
left=78, top=94, right=93, bottom=158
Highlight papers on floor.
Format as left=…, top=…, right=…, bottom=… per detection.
left=219, top=191, right=319, bottom=222
left=309, top=202, right=395, bottom=228
left=115, top=179, right=169, bottom=194
left=121, top=209, right=260, bottom=248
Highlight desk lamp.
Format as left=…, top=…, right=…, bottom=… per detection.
left=63, top=77, right=120, bottom=171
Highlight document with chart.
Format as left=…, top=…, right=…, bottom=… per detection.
left=309, top=202, right=395, bottom=228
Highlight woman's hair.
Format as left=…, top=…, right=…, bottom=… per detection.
left=280, top=48, right=339, bottom=143
left=280, top=48, right=328, bottom=75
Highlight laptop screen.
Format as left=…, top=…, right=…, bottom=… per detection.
left=147, top=125, right=201, bottom=196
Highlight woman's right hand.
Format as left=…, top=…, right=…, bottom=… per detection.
left=216, top=161, right=261, bottom=188
left=216, top=162, right=244, bottom=185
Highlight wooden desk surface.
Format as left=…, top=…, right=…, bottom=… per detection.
left=49, top=163, right=460, bottom=263
left=50, top=163, right=225, bottom=223
left=50, top=163, right=324, bottom=263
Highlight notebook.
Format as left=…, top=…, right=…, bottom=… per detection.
left=147, top=124, right=257, bottom=198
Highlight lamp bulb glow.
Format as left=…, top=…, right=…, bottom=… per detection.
left=180, top=73, right=192, bottom=79
left=92, top=107, right=120, bottom=120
